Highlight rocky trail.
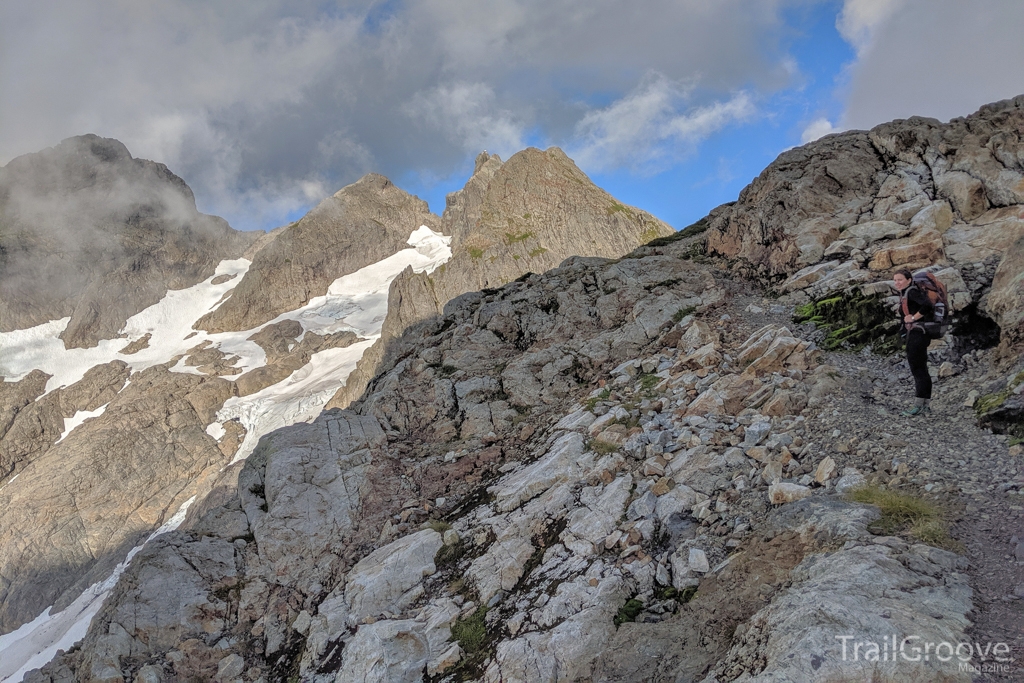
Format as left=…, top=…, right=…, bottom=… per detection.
left=725, top=283, right=1024, bottom=681
left=816, top=347, right=1024, bottom=681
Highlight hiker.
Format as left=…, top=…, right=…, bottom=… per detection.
left=892, top=268, right=934, bottom=416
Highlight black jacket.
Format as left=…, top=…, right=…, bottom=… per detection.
left=901, top=284, right=935, bottom=319
left=899, top=284, right=934, bottom=336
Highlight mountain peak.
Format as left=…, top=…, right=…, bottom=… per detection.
left=194, top=172, right=440, bottom=334
left=0, top=135, right=255, bottom=347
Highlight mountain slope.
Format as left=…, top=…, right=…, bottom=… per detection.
left=0, top=135, right=257, bottom=348
left=0, top=144, right=672, bottom=680
left=12, top=98, right=1024, bottom=682
left=195, top=174, right=441, bottom=333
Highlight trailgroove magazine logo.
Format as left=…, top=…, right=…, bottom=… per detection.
left=836, top=635, right=1014, bottom=674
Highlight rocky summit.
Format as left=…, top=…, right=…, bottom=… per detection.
left=2, top=98, right=1024, bottom=683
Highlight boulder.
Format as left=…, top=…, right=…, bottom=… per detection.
left=814, top=456, right=837, bottom=484
left=985, top=233, right=1024, bottom=344
left=737, top=325, right=819, bottom=376
left=344, top=529, right=443, bottom=623
left=768, top=483, right=813, bottom=505
left=335, top=620, right=430, bottom=683
left=935, top=170, right=989, bottom=220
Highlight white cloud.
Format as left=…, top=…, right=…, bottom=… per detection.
left=404, top=82, right=526, bottom=159
left=840, top=0, right=1024, bottom=130
left=570, top=74, right=754, bottom=173
left=0, top=0, right=804, bottom=230
left=836, top=0, right=907, bottom=55
left=801, top=117, right=839, bottom=144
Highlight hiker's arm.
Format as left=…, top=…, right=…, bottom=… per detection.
left=907, top=287, right=934, bottom=320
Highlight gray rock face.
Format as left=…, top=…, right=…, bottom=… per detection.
left=705, top=96, right=1024, bottom=284
left=0, top=135, right=257, bottom=347
left=706, top=540, right=971, bottom=682
left=195, top=173, right=440, bottom=333
left=986, top=231, right=1024, bottom=344
left=0, top=364, right=234, bottom=634
left=705, top=130, right=884, bottom=275
left=240, top=412, right=385, bottom=593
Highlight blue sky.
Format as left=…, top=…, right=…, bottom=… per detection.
left=3, top=0, right=1023, bottom=233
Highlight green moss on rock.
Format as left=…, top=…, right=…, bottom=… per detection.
left=613, top=597, right=644, bottom=627
left=793, top=289, right=901, bottom=352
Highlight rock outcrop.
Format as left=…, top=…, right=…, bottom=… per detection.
left=0, top=361, right=130, bottom=480
left=705, top=96, right=1024, bottom=280
left=0, top=365, right=235, bottom=634
left=0, top=135, right=257, bottom=347
left=705, top=95, right=1024, bottom=355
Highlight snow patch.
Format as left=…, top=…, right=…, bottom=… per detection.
left=0, top=259, right=256, bottom=393
left=223, top=340, right=375, bottom=465
left=206, top=422, right=226, bottom=441
left=55, top=405, right=108, bottom=444
left=218, top=226, right=451, bottom=465
left=0, top=227, right=451, bottom=397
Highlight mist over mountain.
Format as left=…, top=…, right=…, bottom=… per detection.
left=0, top=135, right=258, bottom=349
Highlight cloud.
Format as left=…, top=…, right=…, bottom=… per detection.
left=570, top=75, right=754, bottom=173
left=839, top=0, right=1024, bottom=130
left=836, top=0, right=907, bottom=55
left=404, top=82, right=526, bottom=159
left=800, top=117, right=839, bottom=144
left=0, top=0, right=807, bottom=230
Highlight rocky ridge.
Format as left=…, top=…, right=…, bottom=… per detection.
left=194, top=174, right=440, bottom=334
left=327, top=147, right=673, bottom=410
left=704, top=95, right=1024, bottom=347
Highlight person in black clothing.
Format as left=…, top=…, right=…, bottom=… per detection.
left=892, top=267, right=933, bottom=416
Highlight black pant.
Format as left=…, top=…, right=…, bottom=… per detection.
left=905, top=329, right=931, bottom=399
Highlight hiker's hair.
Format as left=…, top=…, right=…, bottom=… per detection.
left=894, top=268, right=912, bottom=280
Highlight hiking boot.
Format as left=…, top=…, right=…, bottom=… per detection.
left=900, top=405, right=926, bottom=417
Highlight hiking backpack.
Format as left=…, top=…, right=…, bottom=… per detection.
left=901, top=270, right=949, bottom=339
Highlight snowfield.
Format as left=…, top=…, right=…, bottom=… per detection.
left=0, top=226, right=451, bottom=682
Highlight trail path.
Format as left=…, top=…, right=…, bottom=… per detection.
left=728, top=283, right=1024, bottom=681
